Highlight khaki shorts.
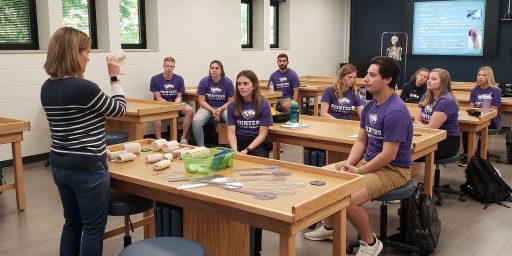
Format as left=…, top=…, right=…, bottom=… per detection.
left=337, top=159, right=411, bottom=200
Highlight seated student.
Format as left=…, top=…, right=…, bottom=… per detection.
left=320, top=63, right=364, bottom=120
left=192, top=60, right=234, bottom=147
left=414, top=68, right=460, bottom=160
left=267, top=53, right=300, bottom=112
left=150, top=57, right=193, bottom=143
left=459, top=66, right=501, bottom=166
left=400, top=68, right=429, bottom=103
left=227, top=70, right=273, bottom=256
left=305, top=56, right=413, bottom=256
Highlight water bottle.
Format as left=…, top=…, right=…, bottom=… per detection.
left=359, top=84, right=366, bottom=102
left=290, top=100, right=299, bottom=123
left=269, top=80, right=274, bottom=91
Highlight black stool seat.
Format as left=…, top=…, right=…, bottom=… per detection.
left=375, top=180, right=415, bottom=202
left=106, top=131, right=129, bottom=146
left=434, top=152, right=465, bottom=206
left=119, top=237, right=206, bottom=256
left=109, top=190, right=153, bottom=216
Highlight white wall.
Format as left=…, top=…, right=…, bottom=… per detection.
left=0, top=0, right=350, bottom=160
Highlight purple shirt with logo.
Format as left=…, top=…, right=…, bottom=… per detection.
left=149, top=73, right=185, bottom=102
left=469, top=85, right=502, bottom=128
left=197, top=76, right=234, bottom=108
left=419, top=94, right=460, bottom=137
left=360, top=93, right=413, bottom=168
left=227, top=99, right=273, bottom=137
left=268, top=69, right=300, bottom=98
left=321, top=86, right=364, bottom=120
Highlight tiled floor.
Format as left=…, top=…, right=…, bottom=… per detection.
left=0, top=132, right=511, bottom=255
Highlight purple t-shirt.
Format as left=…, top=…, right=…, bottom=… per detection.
left=227, top=99, right=273, bottom=137
left=360, top=93, right=413, bottom=168
left=321, top=86, right=364, bottom=120
left=149, top=73, right=185, bottom=102
left=469, top=85, right=502, bottom=128
left=268, top=69, right=300, bottom=98
left=419, top=94, right=460, bottom=137
left=197, top=76, right=234, bottom=108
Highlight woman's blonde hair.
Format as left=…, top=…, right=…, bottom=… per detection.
left=419, top=68, right=459, bottom=110
left=476, top=66, right=497, bottom=86
left=44, top=27, right=91, bottom=78
left=333, top=64, right=357, bottom=99
left=233, top=70, right=263, bottom=117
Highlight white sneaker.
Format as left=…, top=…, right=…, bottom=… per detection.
left=304, top=225, right=333, bottom=241
left=180, top=138, right=188, bottom=144
left=356, top=233, right=383, bottom=256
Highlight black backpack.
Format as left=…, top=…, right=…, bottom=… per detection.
left=400, top=183, right=441, bottom=256
left=460, top=155, right=512, bottom=209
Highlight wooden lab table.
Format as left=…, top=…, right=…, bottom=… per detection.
left=406, top=104, right=497, bottom=161
left=451, top=81, right=475, bottom=92
left=451, top=92, right=512, bottom=113
left=0, top=117, right=30, bottom=210
left=107, top=139, right=364, bottom=256
left=106, top=98, right=184, bottom=141
left=182, top=88, right=283, bottom=109
left=267, top=115, right=447, bottom=197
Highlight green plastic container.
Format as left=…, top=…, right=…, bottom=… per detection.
left=182, top=147, right=236, bottom=174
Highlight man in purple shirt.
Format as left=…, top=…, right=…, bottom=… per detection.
left=150, top=57, right=193, bottom=143
left=267, top=53, right=300, bottom=112
left=305, top=57, right=413, bottom=256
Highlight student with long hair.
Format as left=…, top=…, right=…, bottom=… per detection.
left=227, top=70, right=273, bottom=256
left=459, top=66, right=501, bottom=166
left=40, top=27, right=126, bottom=256
left=320, top=64, right=364, bottom=120
left=192, top=60, right=234, bottom=146
left=400, top=68, right=429, bottom=103
left=415, top=68, right=460, bottom=159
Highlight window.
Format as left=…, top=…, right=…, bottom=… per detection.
left=270, top=1, right=279, bottom=48
left=120, top=0, right=146, bottom=49
left=241, top=0, right=252, bottom=48
left=62, top=0, right=98, bottom=49
left=0, top=0, right=38, bottom=50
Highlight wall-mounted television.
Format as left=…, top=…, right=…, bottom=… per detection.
left=404, top=0, right=500, bottom=57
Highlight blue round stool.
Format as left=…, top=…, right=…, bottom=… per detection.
left=119, top=237, right=206, bottom=256
left=106, top=131, right=129, bottom=145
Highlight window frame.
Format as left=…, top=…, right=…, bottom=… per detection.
left=241, top=0, right=253, bottom=48
left=61, top=0, right=98, bottom=49
left=270, top=0, right=279, bottom=48
left=121, top=0, right=147, bottom=49
left=0, top=0, right=39, bottom=50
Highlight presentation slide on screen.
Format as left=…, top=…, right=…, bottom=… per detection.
left=413, top=0, right=485, bottom=56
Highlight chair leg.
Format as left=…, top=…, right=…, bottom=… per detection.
left=123, top=216, right=132, bottom=247
left=380, top=202, right=388, bottom=240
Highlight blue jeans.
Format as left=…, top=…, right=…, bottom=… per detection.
left=192, top=107, right=228, bottom=146
left=52, top=161, right=110, bottom=256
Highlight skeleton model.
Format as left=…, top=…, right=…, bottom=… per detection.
left=386, top=36, right=402, bottom=61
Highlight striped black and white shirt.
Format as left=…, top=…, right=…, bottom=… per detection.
left=41, top=77, right=126, bottom=171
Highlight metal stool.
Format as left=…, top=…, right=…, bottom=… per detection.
left=347, top=181, right=419, bottom=255
left=119, top=237, right=206, bottom=256
left=106, top=131, right=129, bottom=146
left=433, top=152, right=466, bottom=206
left=109, top=190, right=154, bottom=247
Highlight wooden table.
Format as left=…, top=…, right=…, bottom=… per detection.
left=182, top=88, right=283, bottom=109
left=267, top=115, right=447, bottom=197
left=106, top=98, right=184, bottom=141
left=107, top=139, right=364, bottom=256
left=451, top=81, right=475, bottom=92
left=0, top=117, right=30, bottom=210
left=406, top=103, right=497, bottom=161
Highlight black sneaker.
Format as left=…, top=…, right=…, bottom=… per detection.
left=458, top=156, right=467, bottom=167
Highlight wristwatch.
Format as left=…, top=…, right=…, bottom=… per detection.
left=245, top=147, right=252, bottom=153
left=110, top=76, right=119, bottom=83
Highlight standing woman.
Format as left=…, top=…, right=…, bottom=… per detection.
left=192, top=60, right=234, bottom=146
left=400, top=68, right=429, bottom=103
left=227, top=70, right=273, bottom=156
left=414, top=68, right=460, bottom=160
left=320, top=64, right=364, bottom=120
left=459, top=66, right=501, bottom=166
left=40, top=27, right=126, bottom=256
left=227, top=70, right=273, bottom=256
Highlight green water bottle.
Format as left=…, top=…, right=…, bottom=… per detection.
left=290, top=100, right=299, bottom=123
